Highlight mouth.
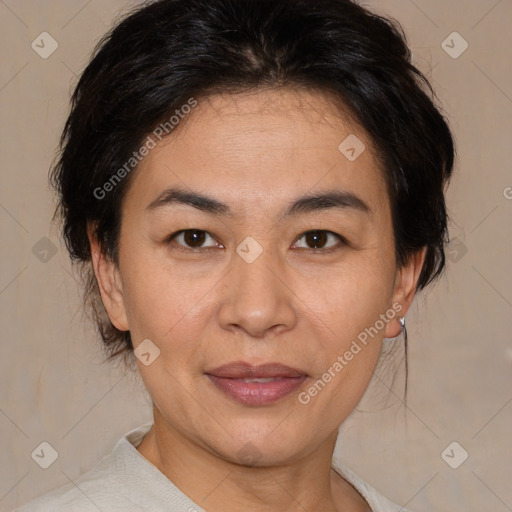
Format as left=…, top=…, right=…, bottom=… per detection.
left=205, top=361, right=308, bottom=406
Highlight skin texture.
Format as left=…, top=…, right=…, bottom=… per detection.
left=88, top=87, right=426, bottom=512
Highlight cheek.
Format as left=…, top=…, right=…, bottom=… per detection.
left=290, top=254, right=396, bottom=409
left=294, top=266, right=392, bottom=418
left=119, top=245, right=218, bottom=356
left=294, top=251, right=396, bottom=338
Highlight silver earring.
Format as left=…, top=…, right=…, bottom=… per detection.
left=399, top=316, right=406, bottom=330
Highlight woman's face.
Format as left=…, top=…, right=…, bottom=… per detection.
left=95, top=87, right=420, bottom=465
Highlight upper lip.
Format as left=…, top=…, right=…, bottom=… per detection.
left=205, top=362, right=308, bottom=379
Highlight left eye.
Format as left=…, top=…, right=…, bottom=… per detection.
left=293, top=230, right=345, bottom=251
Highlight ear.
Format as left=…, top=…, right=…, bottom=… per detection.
left=384, top=247, right=427, bottom=338
left=87, top=224, right=129, bottom=332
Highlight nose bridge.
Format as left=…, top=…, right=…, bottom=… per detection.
left=218, top=236, right=296, bottom=337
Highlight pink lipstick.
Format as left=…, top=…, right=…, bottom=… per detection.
left=205, top=362, right=307, bottom=406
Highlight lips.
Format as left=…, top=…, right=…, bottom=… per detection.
left=205, top=362, right=308, bottom=406
left=206, top=361, right=308, bottom=379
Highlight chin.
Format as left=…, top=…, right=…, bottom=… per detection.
left=202, top=419, right=312, bottom=467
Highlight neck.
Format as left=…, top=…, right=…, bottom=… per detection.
left=136, top=406, right=369, bottom=512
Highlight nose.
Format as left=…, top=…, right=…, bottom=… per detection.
left=217, top=242, right=298, bottom=339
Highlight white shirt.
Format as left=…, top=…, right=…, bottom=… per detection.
left=13, top=423, right=409, bottom=512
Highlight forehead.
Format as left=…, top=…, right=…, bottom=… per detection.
left=123, top=87, right=389, bottom=216
left=167, top=87, right=365, bottom=157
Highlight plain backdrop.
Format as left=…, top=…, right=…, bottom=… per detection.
left=1, top=1, right=511, bottom=511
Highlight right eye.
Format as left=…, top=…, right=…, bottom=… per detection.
left=166, top=229, right=223, bottom=252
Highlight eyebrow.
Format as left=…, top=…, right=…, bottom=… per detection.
left=145, top=186, right=372, bottom=218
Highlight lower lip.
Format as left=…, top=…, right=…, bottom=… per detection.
left=206, top=375, right=307, bottom=406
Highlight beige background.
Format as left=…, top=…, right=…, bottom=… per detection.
left=1, top=1, right=511, bottom=510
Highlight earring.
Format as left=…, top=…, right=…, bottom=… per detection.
left=399, top=316, right=406, bottom=331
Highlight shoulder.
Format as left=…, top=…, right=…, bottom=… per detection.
left=12, top=424, right=157, bottom=512
left=331, top=457, right=412, bottom=512
left=12, top=480, right=105, bottom=512
left=12, top=457, right=144, bottom=512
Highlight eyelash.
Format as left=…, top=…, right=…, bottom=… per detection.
left=165, top=229, right=348, bottom=254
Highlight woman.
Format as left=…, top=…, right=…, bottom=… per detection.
left=13, top=0, right=455, bottom=510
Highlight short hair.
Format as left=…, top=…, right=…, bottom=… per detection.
left=50, top=0, right=455, bottom=368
